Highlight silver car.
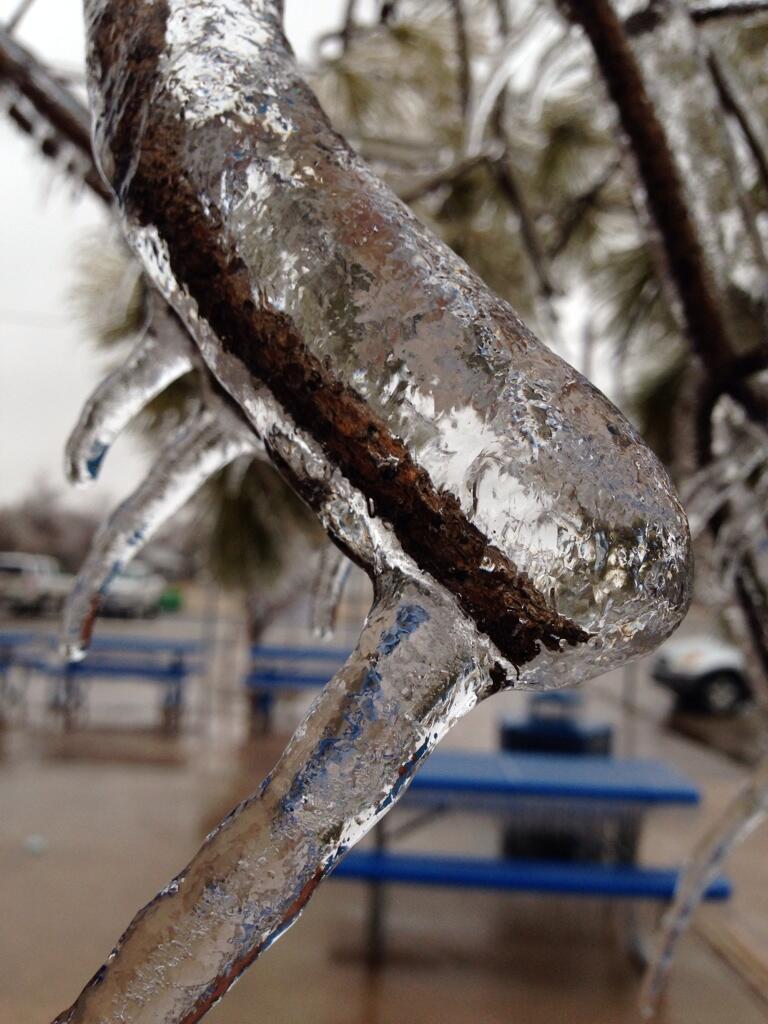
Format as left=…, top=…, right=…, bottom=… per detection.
left=652, top=636, right=753, bottom=715
left=99, top=560, right=167, bottom=618
left=0, top=552, right=70, bottom=615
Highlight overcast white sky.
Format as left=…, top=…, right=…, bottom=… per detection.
left=0, top=0, right=347, bottom=509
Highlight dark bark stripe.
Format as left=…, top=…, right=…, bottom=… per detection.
left=92, top=4, right=588, bottom=669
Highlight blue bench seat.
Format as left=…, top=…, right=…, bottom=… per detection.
left=64, top=658, right=188, bottom=680
left=333, top=850, right=731, bottom=902
left=245, top=668, right=336, bottom=690
left=244, top=645, right=351, bottom=732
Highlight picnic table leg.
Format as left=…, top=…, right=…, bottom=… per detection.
left=248, top=691, right=274, bottom=737
left=0, top=664, right=23, bottom=725
left=162, top=669, right=185, bottom=735
left=365, top=820, right=387, bottom=969
left=63, top=669, right=82, bottom=732
left=17, top=665, right=30, bottom=726
left=615, top=811, right=649, bottom=971
left=0, top=664, right=8, bottom=727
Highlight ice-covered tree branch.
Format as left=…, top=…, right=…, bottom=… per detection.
left=707, top=50, right=768, bottom=196
left=449, top=0, right=472, bottom=119
left=690, top=0, right=768, bottom=22
left=627, top=0, right=768, bottom=33
left=45, top=1, right=697, bottom=1021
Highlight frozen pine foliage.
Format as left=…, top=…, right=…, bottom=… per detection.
left=51, top=2, right=695, bottom=1022
left=64, top=296, right=197, bottom=489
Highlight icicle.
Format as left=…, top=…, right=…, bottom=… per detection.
left=61, top=408, right=256, bottom=661
left=691, top=0, right=768, bottom=22
left=66, top=319, right=196, bottom=487
left=712, top=47, right=768, bottom=196
left=65, top=312, right=195, bottom=485
left=311, top=544, right=352, bottom=639
left=641, top=756, right=768, bottom=1019
left=712, top=474, right=768, bottom=591
left=52, top=572, right=499, bottom=1024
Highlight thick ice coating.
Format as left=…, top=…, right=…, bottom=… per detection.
left=81, top=0, right=691, bottom=681
left=53, top=2, right=693, bottom=1021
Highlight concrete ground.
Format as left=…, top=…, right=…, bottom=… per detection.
left=1, top=596, right=767, bottom=1024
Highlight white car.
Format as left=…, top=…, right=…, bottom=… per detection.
left=652, top=636, right=752, bottom=715
left=0, top=552, right=72, bottom=615
left=100, top=560, right=167, bottom=618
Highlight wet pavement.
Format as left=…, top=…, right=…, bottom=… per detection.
left=1, top=598, right=767, bottom=1024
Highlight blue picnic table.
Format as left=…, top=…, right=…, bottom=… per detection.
left=244, top=644, right=351, bottom=733
left=0, top=630, right=205, bottom=732
left=406, top=750, right=701, bottom=806
left=333, top=750, right=729, bottom=967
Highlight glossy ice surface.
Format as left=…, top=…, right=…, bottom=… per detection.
left=54, top=2, right=692, bottom=1021
left=85, top=0, right=690, bottom=683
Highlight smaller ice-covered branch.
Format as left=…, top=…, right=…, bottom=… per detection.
left=450, top=0, right=472, bottom=119
left=707, top=51, right=768, bottom=196
left=560, top=0, right=731, bottom=372
left=627, top=1, right=768, bottom=33
left=6, top=0, right=39, bottom=33
left=399, top=153, right=490, bottom=204
left=0, top=28, right=110, bottom=201
left=492, top=0, right=511, bottom=35
left=559, top=0, right=768, bottom=439
left=547, top=160, right=620, bottom=260
left=340, top=0, right=358, bottom=52
left=492, top=155, right=558, bottom=301
left=469, top=6, right=560, bottom=310
left=690, top=0, right=768, bottom=22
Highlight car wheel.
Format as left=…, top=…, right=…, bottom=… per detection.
left=699, top=673, right=746, bottom=716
